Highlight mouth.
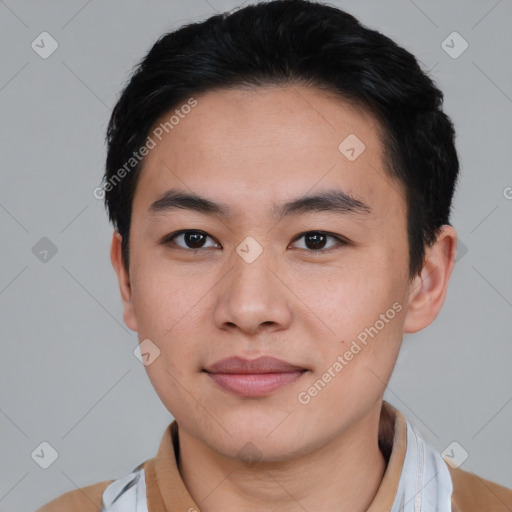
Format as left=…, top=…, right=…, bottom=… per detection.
left=203, top=356, right=309, bottom=398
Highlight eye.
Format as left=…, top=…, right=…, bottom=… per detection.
left=164, top=230, right=220, bottom=251
left=290, top=231, right=348, bottom=252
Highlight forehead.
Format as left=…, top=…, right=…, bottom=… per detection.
left=133, top=85, right=405, bottom=222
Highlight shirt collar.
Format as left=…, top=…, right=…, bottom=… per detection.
left=143, top=400, right=426, bottom=511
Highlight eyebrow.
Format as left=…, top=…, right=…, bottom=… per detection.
left=148, top=187, right=371, bottom=219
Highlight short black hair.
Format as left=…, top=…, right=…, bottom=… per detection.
left=103, top=0, right=459, bottom=279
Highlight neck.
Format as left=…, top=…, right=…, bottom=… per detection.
left=177, top=402, right=389, bottom=512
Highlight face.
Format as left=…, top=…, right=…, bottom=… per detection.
left=113, top=85, right=419, bottom=461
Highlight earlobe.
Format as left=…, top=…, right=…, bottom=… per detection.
left=403, top=225, right=457, bottom=334
left=110, top=231, right=138, bottom=332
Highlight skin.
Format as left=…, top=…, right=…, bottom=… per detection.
left=110, top=85, right=457, bottom=512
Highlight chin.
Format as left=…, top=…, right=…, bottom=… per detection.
left=219, top=432, right=307, bottom=465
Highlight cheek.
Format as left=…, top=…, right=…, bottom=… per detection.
left=128, top=271, right=208, bottom=398
left=289, top=261, right=402, bottom=338
left=129, top=261, right=205, bottom=335
left=136, top=291, right=205, bottom=419
left=291, top=262, right=407, bottom=394
left=297, top=308, right=404, bottom=422
left=144, top=358, right=195, bottom=422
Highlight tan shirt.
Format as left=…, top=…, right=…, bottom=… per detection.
left=36, top=402, right=512, bottom=511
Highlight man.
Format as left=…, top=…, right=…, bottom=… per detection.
left=37, top=0, right=512, bottom=510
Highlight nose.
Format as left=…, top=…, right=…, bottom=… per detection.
left=212, top=246, right=293, bottom=335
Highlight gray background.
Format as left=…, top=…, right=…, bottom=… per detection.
left=1, top=0, right=511, bottom=510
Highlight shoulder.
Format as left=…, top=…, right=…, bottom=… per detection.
left=448, top=464, right=512, bottom=512
left=35, top=479, right=114, bottom=512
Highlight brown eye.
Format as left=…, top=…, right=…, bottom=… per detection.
left=304, top=232, right=327, bottom=250
left=166, top=230, right=219, bottom=250
left=184, top=231, right=207, bottom=248
left=291, top=231, right=347, bottom=251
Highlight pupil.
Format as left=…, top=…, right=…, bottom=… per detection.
left=186, top=232, right=205, bottom=248
left=306, top=232, right=326, bottom=249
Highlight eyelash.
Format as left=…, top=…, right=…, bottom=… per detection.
left=162, top=230, right=349, bottom=253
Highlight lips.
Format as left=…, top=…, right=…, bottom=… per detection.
left=204, top=356, right=307, bottom=397
left=205, top=356, right=306, bottom=374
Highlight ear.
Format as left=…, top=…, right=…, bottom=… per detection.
left=110, top=231, right=138, bottom=332
left=403, top=225, right=457, bottom=334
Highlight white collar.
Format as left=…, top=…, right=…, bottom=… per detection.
left=390, top=421, right=452, bottom=511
